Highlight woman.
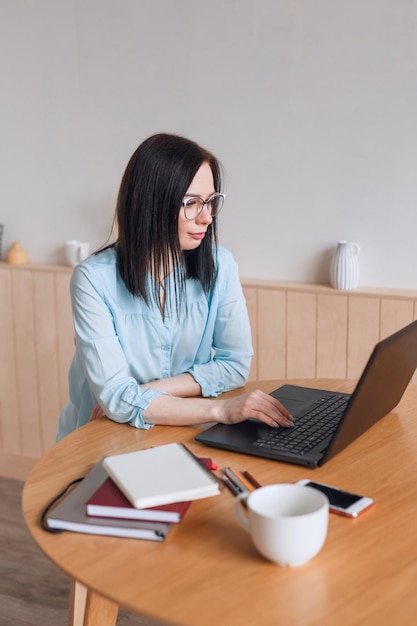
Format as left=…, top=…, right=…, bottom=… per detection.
left=57, top=133, right=293, bottom=440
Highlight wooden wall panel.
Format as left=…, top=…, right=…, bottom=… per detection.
left=380, top=299, right=417, bottom=385
left=55, top=272, right=74, bottom=407
left=0, top=268, right=20, bottom=452
left=286, top=292, right=317, bottom=378
left=242, top=286, right=257, bottom=382
left=347, top=297, right=381, bottom=379
left=33, top=272, right=62, bottom=451
left=242, top=279, right=417, bottom=384
left=380, top=299, right=414, bottom=339
left=11, top=270, right=43, bottom=457
left=0, top=264, right=74, bottom=461
left=316, top=294, right=348, bottom=378
left=257, top=289, right=286, bottom=380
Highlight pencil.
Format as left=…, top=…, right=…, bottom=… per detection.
left=224, top=467, right=254, bottom=493
left=242, top=470, right=263, bottom=489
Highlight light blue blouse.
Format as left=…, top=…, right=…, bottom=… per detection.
left=57, top=245, right=253, bottom=440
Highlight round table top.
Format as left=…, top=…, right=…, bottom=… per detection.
left=22, top=379, right=417, bottom=626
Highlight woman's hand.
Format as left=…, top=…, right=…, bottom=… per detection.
left=219, top=390, right=294, bottom=428
left=89, top=404, right=107, bottom=422
left=93, top=387, right=293, bottom=429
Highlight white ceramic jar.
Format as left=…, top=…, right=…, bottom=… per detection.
left=330, top=240, right=360, bottom=290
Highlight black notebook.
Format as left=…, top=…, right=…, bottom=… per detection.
left=196, top=320, right=417, bottom=467
left=45, top=460, right=172, bottom=541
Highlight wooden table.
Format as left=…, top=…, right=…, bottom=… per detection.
left=22, top=379, right=417, bottom=626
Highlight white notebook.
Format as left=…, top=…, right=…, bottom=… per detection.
left=102, top=443, right=221, bottom=509
left=45, top=460, right=172, bottom=541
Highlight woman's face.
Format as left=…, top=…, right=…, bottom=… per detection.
left=178, top=161, right=215, bottom=250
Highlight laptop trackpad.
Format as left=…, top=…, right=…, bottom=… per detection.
left=272, top=397, right=306, bottom=415
left=270, top=385, right=329, bottom=416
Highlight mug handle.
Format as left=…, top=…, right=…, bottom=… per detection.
left=234, top=492, right=250, bottom=532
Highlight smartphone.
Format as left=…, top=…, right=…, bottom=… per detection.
left=296, top=479, right=374, bottom=518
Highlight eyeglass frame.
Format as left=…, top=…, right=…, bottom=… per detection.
left=181, top=192, right=226, bottom=221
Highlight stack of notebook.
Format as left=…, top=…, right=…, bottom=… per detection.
left=44, top=443, right=220, bottom=542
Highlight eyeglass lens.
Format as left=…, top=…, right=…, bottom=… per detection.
left=184, top=194, right=224, bottom=220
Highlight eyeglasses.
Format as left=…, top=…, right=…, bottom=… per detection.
left=182, top=193, right=225, bottom=221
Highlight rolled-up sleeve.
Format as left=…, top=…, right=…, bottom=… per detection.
left=70, top=264, right=165, bottom=427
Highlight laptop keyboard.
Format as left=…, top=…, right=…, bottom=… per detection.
left=253, top=394, right=349, bottom=456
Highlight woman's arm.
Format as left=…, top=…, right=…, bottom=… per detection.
left=70, top=262, right=170, bottom=428
left=141, top=387, right=294, bottom=428
left=90, top=383, right=294, bottom=428
left=89, top=370, right=293, bottom=428
left=141, top=373, right=201, bottom=397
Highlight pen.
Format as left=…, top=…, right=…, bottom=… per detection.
left=223, top=476, right=241, bottom=497
left=224, top=467, right=253, bottom=493
left=242, top=470, right=263, bottom=490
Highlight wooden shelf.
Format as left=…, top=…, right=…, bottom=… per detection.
left=0, top=262, right=72, bottom=273
left=242, top=277, right=417, bottom=300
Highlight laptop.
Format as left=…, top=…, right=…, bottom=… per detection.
left=196, top=319, right=417, bottom=467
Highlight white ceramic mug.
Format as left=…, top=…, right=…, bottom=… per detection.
left=65, top=240, right=90, bottom=267
left=234, top=483, right=329, bottom=567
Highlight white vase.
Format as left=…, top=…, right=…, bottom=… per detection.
left=330, top=241, right=360, bottom=290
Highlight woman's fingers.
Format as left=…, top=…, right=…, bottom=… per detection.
left=89, top=404, right=106, bottom=422
left=245, top=391, right=294, bottom=427
left=222, top=390, right=294, bottom=427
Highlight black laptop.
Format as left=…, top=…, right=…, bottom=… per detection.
left=195, top=319, right=417, bottom=467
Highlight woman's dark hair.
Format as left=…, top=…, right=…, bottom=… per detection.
left=114, top=133, right=223, bottom=309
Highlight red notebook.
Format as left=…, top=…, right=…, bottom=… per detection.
left=86, top=477, right=191, bottom=523
left=86, top=457, right=217, bottom=523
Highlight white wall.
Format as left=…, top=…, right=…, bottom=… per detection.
left=1, top=0, right=416, bottom=289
